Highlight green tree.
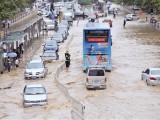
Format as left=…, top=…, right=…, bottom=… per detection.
left=0, top=0, right=32, bottom=20
left=78, top=0, right=91, bottom=5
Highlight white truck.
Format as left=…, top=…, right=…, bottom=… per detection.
left=86, top=67, right=107, bottom=89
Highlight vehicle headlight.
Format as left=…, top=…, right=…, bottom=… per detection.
left=42, top=99, right=47, bottom=102
left=25, top=71, right=31, bottom=74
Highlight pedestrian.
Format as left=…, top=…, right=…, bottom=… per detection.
left=146, top=16, right=148, bottom=21
left=65, top=51, right=71, bottom=68
left=82, top=12, right=85, bottom=20
left=20, top=44, right=24, bottom=54
left=7, top=57, right=11, bottom=72
left=123, top=19, right=126, bottom=28
left=15, top=58, right=20, bottom=67
left=77, top=17, right=80, bottom=26
left=113, top=11, right=116, bottom=18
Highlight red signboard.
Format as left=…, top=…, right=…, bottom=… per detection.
left=87, top=38, right=106, bottom=42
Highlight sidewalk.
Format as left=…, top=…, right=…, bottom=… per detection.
left=0, top=9, right=41, bottom=89
left=0, top=9, right=38, bottom=41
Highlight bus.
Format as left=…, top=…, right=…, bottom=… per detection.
left=83, top=22, right=112, bottom=72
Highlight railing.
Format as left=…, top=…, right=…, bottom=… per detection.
left=54, top=34, right=85, bottom=120
left=0, top=9, right=37, bottom=41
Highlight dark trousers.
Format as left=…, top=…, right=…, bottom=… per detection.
left=65, top=60, right=70, bottom=68
left=7, top=63, right=11, bottom=72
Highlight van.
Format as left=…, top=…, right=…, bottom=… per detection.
left=86, top=67, right=107, bottom=89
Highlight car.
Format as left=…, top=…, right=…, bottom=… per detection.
left=108, top=7, right=114, bottom=14
left=52, top=33, right=65, bottom=43
left=59, top=20, right=70, bottom=28
left=59, top=23, right=69, bottom=30
left=25, top=8, right=31, bottom=13
left=102, top=18, right=113, bottom=27
left=141, top=68, right=160, bottom=86
left=43, top=40, right=59, bottom=52
left=24, top=59, right=48, bottom=79
left=132, top=6, right=140, bottom=11
left=125, top=14, right=139, bottom=21
left=57, top=30, right=67, bottom=40
left=108, top=7, right=119, bottom=14
left=37, top=9, right=49, bottom=16
left=59, top=27, right=69, bottom=36
left=74, top=11, right=88, bottom=19
left=106, top=1, right=111, bottom=8
left=63, top=11, right=74, bottom=24
left=43, top=19, right=55, bottom=30
left=41, top=50, right=59, bottom=62
left=22, top=84, right=48, bottom=108
left=86, top=67, right=106, bottom=89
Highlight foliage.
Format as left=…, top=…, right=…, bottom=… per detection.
left=78, top=0, right=92, bottom=5
left=115, top=0, right=160, bottom=12
left=0, top=0, right=32, bottom=20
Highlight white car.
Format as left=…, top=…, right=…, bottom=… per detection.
left=86, top=67, right=106, bottom=89
left=37, top=9, right=49, bottom=17
left=141, top=68, right=160, bottom=86
left=43, top=19, right=55, bottom=30
left=24, top=59, right=48, bottom=79
left=23, top=84, right=48, bottom=107
left=125, top=14, right=139, bottom=21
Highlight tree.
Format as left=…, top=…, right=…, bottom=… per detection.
left=0, top=0, right=32, bottom=20
left=78, top=0, right=91, bottom=5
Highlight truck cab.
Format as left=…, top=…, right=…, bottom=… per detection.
left=86, top=67, right=107, bottom=89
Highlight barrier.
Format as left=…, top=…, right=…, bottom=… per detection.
left=71, top=109, right=85, bottom=120
left=54, top=34, right=85, bottom=120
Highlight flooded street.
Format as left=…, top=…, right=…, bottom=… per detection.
left=0, top=5, right=160, bottom=120
left=59, top=6, right=160, bottom=120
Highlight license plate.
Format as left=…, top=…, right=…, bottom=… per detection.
left=32, top=104, right=39, bottom=106
left=93, top=80, right=100, bottom=87
left=31, top=76, right=37, bottom=79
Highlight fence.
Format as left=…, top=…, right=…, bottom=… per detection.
left=0, top=9, right=37, bottom=41
left=54, top=34, right=85, bottom=120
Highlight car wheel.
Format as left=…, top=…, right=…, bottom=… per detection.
left=23, top=102, right=26, bottom=108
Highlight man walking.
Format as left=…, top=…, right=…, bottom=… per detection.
left=123, top=19, right=126, bottom=28
left=65, top=51, right=71, bottom=68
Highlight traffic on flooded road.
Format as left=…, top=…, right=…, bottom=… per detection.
left=0, top=1, right=160, bottom=120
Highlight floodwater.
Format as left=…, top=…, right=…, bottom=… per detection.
left=0, top=4, right=160, bottom=120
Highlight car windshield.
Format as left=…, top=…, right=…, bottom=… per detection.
left=43, top=52, right=56, bottom=57
left=25, top=87, right=46, bottom=95
left=45, top=42, right=56, bottom=46
left=151, top=70, right=160, bottom=75
left=89, top=69, right=104, bottom=76
left=27, top=62, right=44, bottom=69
